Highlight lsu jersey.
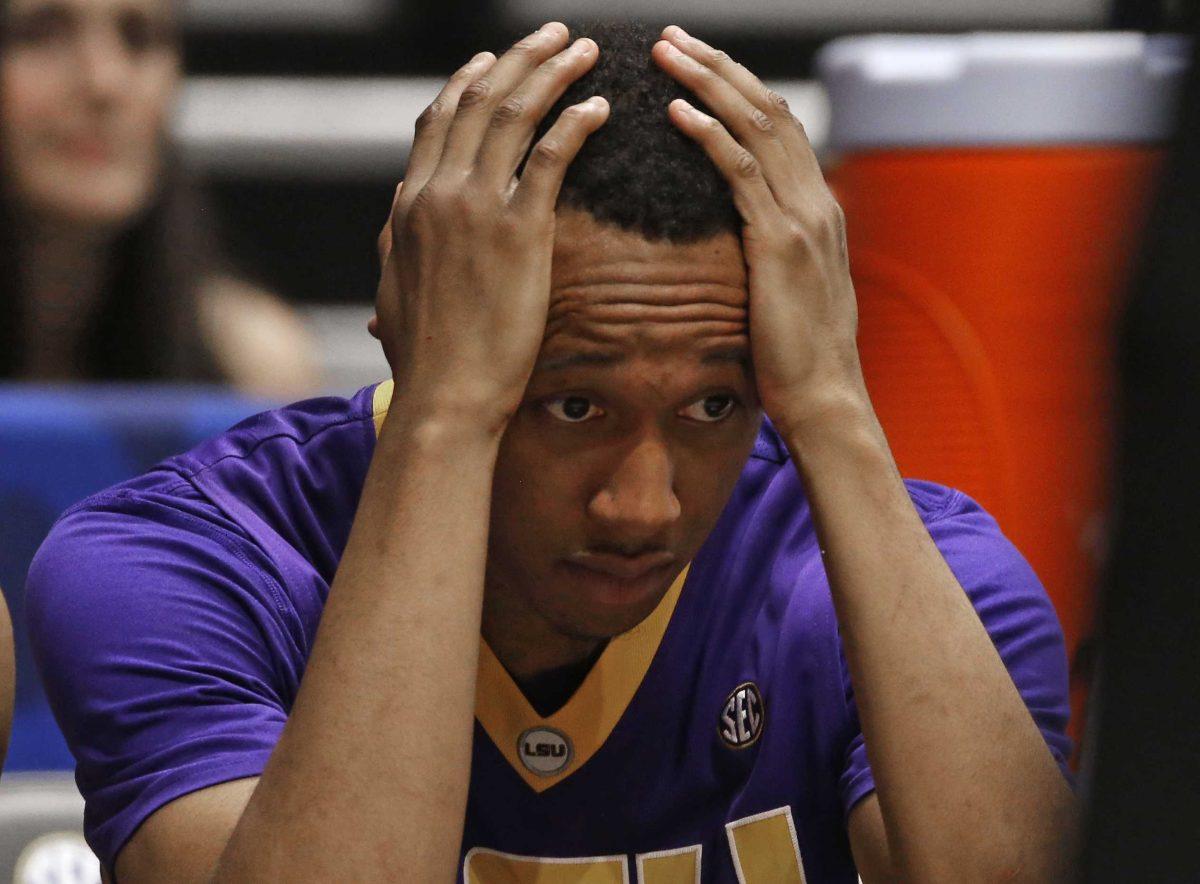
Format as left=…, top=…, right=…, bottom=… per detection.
left=27, top=382, right=1072, bottom=882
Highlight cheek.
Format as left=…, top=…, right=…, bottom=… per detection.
left=0, top=59, right=64, bottom=152
left=132, top=58, right=178, bottom=125
left=674, top=425, right=760, bottom=522
left=491, top=428, right=587, bottom=548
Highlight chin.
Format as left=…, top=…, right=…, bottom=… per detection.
left=27, top=170, right=156, bottom=231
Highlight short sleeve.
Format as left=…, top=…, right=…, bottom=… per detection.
left=25, top=488, right=299, bottom=869
left=837, top=487, right=1074, bottom=818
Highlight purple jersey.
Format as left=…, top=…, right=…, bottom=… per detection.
left=27, top=382, right=1072, bottom=882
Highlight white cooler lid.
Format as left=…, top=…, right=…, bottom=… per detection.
left=817, top=32, right=1191, bottom=149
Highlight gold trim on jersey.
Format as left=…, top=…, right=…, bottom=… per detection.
left=371, top=378, right=394, bottom=436
left=370, top=379, right=689, bottom=792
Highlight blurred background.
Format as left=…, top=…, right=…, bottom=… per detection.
left=1, top=0, right=1197, bottom=879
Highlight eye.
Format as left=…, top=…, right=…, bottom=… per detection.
left=680, top=394, right=737, bottom=423
left=543, top=395, right=604, bottom=423
left=7, top=6, right=74, bottom=46
left=118, top=10, right=173, bottom=53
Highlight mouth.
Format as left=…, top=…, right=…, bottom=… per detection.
left=565, top=550, right=677, bottom=580
left=57, top=133, right=117, bottom=164
left=559, top=551, right=678, bottom=609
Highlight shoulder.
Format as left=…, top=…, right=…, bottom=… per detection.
left=29, top=384, right=382, bottom=645
left=197, top=276, right=322, bottom=399
left=26, top=478, right=287, bottom=641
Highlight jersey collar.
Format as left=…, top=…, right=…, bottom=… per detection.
left=475, top=565, right=689, bottom=792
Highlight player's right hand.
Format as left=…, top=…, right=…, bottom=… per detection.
left=371, top=23, right=608, bottom=434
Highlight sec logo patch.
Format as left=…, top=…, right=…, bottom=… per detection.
left=517, top=726, right=573, bottom=776
left=719, top=682, right=765, bottom=749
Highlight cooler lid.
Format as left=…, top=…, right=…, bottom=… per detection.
left=817, top=32, right=1191, bottom=149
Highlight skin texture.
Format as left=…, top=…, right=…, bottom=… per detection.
left=111, top=23, right=1076, bottom=884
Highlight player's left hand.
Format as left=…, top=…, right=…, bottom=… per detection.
left=653, top=26, right=871, bottom=438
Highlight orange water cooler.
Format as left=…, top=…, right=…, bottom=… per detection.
left=817, top=33, right=1189, bottom=757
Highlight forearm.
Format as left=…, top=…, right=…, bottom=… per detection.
left=217, top=396, right=500, bottom=882
left=785, top=402, right=1076, bottom=882
left=0, top=597, right=12, bottom=772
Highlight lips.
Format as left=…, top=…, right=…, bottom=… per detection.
left=53, top=131, right=119, bottom=164
left=565, top=550, right=677, bottom=581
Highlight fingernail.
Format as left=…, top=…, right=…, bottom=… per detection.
left=589, top=96, right=608, bottom=108
left=664, top=42, right=682, bottom=57
left=674, top=98, right=694, bottom=113
left=574, top=37, right=594, bottom=53
left=671, top=25, right=690, bottom=39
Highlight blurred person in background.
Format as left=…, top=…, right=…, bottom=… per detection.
left=0, top=0, right=318, bottom=395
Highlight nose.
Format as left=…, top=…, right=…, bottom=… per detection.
left=587, top=433, right=682, bottom=543
left=77, top=25, right=135, bottom=104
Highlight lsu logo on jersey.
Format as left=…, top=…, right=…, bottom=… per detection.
left=518, top=726, right=573, bottom=776
left=719, top=682, right=765, bottom=749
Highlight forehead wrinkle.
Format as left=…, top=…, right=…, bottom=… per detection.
left=549, top=279, right=747, bottom=309
left=546, top=298, right=746, bottom=334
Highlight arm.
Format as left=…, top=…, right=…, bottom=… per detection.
left=655, top=26, right=1076, bottom=882
left=213, top=385, right=502, bottom=880
left=197, top=278, right=322, bottom=400
left=0, top=593, right=12, bottom=772
left=112, top=24, right=608, bottom=883
left=792, top=408, right=1076, bottom=883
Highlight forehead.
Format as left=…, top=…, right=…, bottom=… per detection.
left=543, top=209, right=748, bottom=366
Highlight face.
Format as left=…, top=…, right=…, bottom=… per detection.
left=0, top=0, right=179, bottom=228
left=485, top=209, right=761, bottom=647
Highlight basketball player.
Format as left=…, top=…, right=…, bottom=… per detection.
left=27, top=22, right=1077, bottom=883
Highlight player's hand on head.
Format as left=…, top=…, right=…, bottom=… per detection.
left=654, top=26, right=869, bottom=438
left=373, top=23, right=609, bottom=433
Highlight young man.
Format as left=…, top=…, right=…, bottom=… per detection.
left=27, top=22, right=1076, bottom=883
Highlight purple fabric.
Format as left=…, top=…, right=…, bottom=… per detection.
left=26, top=384, right=1071, bottom=881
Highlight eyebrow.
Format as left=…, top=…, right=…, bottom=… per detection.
left=536, top=347, right=750, bottom=373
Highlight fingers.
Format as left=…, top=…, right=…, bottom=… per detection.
left=511, top=96, right=609, bottom=214
left=654, top=27, right=825, bottom=190
left=437, top=22, right=573, bottom=174
left=405, top=52, right=497, bottom=194
left=662, top=27, right=805, bottom=142
left=472, top=36, right=600, bottom=187
left=666, top=98, right=779, bottom=230
left=652, top=39, right=796, bottom=192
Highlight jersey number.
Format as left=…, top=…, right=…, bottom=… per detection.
left=463, top=805, right=806, bottom=883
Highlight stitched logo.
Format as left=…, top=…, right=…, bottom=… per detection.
left=719, top=682, right=765, bottom=749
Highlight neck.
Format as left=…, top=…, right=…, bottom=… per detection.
left=17, top=218, right=118, bottom=379
left=481, top=578, right=603, bottom=682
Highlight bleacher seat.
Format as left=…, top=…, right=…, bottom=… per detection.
left=0, top=385, right=270, bottom=774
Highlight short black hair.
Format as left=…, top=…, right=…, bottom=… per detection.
left=531, top=21, right=739, bottom=243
